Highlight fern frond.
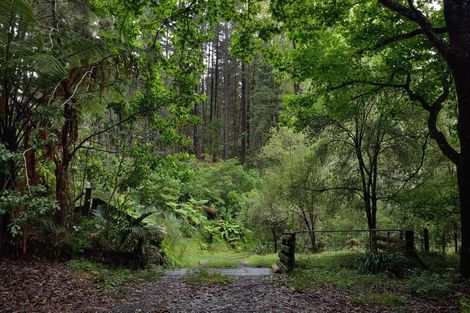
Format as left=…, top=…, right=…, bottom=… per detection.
left=0, top=0, right=36, bottom=28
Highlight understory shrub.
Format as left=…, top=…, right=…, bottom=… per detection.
left=359, top=252, right=409, bottom=277
left=461, top=297, right=470, bottom=313
left=406, top=270, right=456, bottom=299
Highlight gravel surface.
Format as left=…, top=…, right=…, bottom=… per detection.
left=1, top=259, right=461, bottom=313
left=166, top=267, right=272, bottom=277
left=109, top=274, right=458, bottom=313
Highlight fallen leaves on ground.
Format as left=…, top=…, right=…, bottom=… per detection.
left=0, top=258, right=113, bottom=313
left=0, top=259, right=462, bottom=313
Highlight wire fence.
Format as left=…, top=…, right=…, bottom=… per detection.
left=293, top=228, right=404, bottom=254
left=277, top=227, right=459, bottom=272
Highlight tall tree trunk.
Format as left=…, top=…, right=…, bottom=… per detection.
left=247, top=63, right=255, bottom=154
left=54, top=79, right=78, bottom=227
left=193, top=83, right=203, bottom=159
left=193, top=101, right=202, bottom=159
left=223, top=25, right=230, bottom=160
left=309, top=230, right=317, bottom=253
left=445, top=0, right=470, bottom=278
left=240, top=62, right=247, bottom=164
left=212, top=26, right=220, bottom=162
left=442, top=228, right=447, bottom=255
left=232, top=61, right=239, bottom=156
left=209, top=42, right=214, bottom=159
left=453, top=221, right=459, bottom=254
left=364, top=194, right=377, bottom=252
left=300, top=208, right=318, bottom=252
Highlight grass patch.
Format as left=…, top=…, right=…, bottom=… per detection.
left=296, top=250, right=362, bottom=269
left=405, top=269, right=458, bottom=300
left=169, top=238, right=277, bottom=269
left=288, top=250, right=391, bottom=290
left=177, top=250, right=252, bottom=268
left=167, top=237, right=252, bottom=268
left=349, top=292, right=405, bottom=307
left=288, top=250, right=464, bottom=305
left=68, top=259, right=164, bottom=289
left=178, top=252, right=278, bottom=268
left=185, top=268, right=234, bottom=286
left=289, top=266, right=391, bottom=290
left=243, top=254, right=277, bottom=267
left=461, top=297, right=470, bottom=313
left=420, top=253, right=459, bottom=273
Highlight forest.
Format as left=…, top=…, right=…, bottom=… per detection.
left=1, top=0, right=470, bottom=312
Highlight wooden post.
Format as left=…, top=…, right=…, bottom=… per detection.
left=276, top=233, right=296, bottom=272
left=288, top=233, right=295, bottom=270
left=405, top=230, right=415, bottom=254
left=387, top=231, right=391, bottom=250
left=423, top=228, right=430, bottom=254
left=82, top=186, right=92, bottom=217
left=453, top=224, right=459, bottom=255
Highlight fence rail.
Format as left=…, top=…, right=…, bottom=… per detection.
left=289, top=228, right=404, bottom=234
left=274, top=228, right=425, bottom=273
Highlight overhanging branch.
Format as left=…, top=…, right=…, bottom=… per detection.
left=373, top=27, right=447, bottom=50
left=70, top=98, right=175, bottom=157
left=378, top=0, right=450, bottom=61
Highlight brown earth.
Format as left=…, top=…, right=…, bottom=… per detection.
left=0, top=259, right=461, bottom=313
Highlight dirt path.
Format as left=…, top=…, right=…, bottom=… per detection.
left=109, top=271, right=456, bottom=313
left=166, top=267, right=272, bottom=277
left=1, top=260, right=460, bottom=313
left=110, top=274, right=357, bottom=313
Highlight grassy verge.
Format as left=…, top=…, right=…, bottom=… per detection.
left=287, top=250, right=470, bottom=308
left=185, top=268, right=234, bottom=286
left=243, top=254, right=278, bottom=267
left=168, top=236, right=279, bottom=268
left=68, top=259, right=164, bottom=289
left=174, top=251, right=278, bottom=268
left=289, top=266, right=392, bottom=290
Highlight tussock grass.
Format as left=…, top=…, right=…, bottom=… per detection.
left=185, top=268, right=233, bottom=286
left=68, top=259, right=164, bottom=289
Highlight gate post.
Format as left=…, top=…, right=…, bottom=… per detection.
left=405, top=230, right=415, bottom=254
left=423, top=228, right=430, bottom=254
left=276, top=232, right=296, bottom=273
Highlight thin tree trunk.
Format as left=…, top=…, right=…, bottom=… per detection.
left=272, top=227, right=278, bottom=253
left=211, top=27, right=220, bottom=162
left=442, top=229, right=447, bottom=255
left=240, top=62, right=247, bottom=164
left=453, top=222, right=459, bottom=254
left=223, top=24, right=230, bottom=160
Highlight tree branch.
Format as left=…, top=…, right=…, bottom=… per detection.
left=402, top=76, right=459, bottom=165
left=373, top=27, right=447, bottom=50
left=70, top=98, right=174, bottom=157
left=378, top=0, right=450, bottom=60
left=382, top=132, right=429, bottom=201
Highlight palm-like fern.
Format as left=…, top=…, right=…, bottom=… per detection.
left=92, top=202, right=166, bottom=254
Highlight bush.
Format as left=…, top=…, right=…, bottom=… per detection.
left=254, top=243, right=270, bottom=255
left=68, top=259, right=163, bottom=289
left=406, top=270, right=456, bottom=299
left=359, top=252, right=408, bottom=277
left=461, top=297, right=470, bottom=313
